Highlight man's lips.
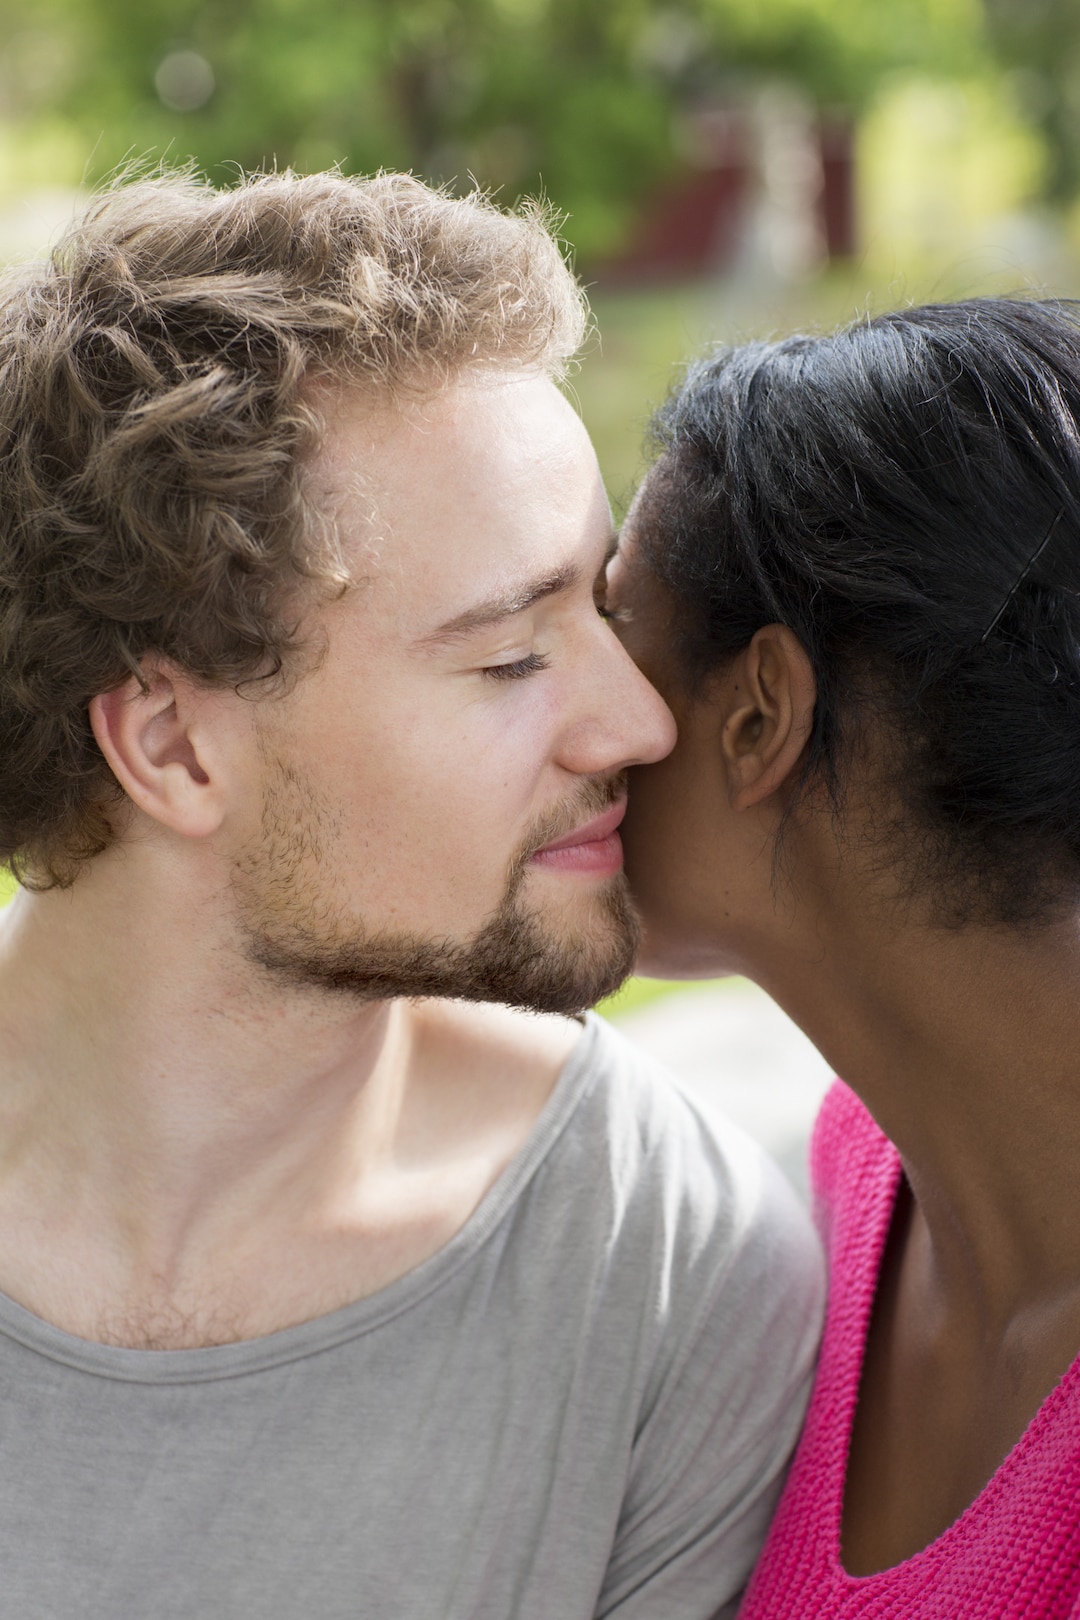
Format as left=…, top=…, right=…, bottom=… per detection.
left=535, top=799, right=627, bottom=853
left=529, top=799, right=627, bottom=875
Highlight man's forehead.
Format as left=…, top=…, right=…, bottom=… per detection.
left=304, top=372, right=612, bottom=638
left=310, top=368, right=566, bottom=453
left=301, top=383, right=400, bottom=548
left=313, top=368, right=590, bottom=473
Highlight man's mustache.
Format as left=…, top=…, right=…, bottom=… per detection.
left=514, top=772, right=629, bottom=872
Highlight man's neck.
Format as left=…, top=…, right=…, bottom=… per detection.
left=0, top=854, right=574, bottom=1348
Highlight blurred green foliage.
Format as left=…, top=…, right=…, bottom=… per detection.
left=983, top=0, right=1080, bottom=206
left=0, top=0, right=994, bottom=260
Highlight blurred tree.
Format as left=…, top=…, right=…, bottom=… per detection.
left=982, top=0, right=1080, bottom=206
left=697, top=0, right=983, bottom=104
left=0, top=0, right=989, bottom=259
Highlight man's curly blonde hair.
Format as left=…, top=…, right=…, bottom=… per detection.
left=0, top=169, right=588, bottom=888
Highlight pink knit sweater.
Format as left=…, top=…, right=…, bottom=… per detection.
left=738, top=1081, right=1080, bottom=1618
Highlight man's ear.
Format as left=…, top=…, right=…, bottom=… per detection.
left=88, top=663, right=232, bottom=841
left=720, top=624, right=816, bottom=811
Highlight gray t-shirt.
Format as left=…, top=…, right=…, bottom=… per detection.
left=0, top=1014, right=823, bottom=1619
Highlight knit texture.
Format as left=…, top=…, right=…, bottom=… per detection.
left=738, top=1080, right=1080, bottom=1618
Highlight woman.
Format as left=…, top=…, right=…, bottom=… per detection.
left=607, top=298, right=1080, bottom=1615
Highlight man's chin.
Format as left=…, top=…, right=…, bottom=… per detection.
left=486, top=870, right=639, bottom=1014
left=427, top=873, right=640, bottom=1016
left=242, top=873, right=640, bottom=1018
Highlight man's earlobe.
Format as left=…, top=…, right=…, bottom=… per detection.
left=89, top=665, right=227, bottom=841
left=722, top=624, right=816, bottom=811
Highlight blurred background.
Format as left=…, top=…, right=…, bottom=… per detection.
left=1, top=0, right=1075, bottom=1189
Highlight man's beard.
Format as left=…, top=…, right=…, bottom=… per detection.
left=232, top=765, right=639, bottom=1016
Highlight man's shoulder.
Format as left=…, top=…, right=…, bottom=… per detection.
left=443, top=1007, right=824, bottom=1337
left=407, top=998, right=821, bottom=1317
left=556, top=1013, right=822, bottom=1297
left=416, top=999, right=812, bottom=1238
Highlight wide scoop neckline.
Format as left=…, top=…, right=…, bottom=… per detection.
left=832, top=1140, right=1080, bottom=1585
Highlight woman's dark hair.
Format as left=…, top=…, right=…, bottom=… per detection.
left=638, top=297, right=1080, bottom=926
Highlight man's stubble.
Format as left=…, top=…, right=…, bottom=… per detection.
left=232, top=760, right=639, bottom=1016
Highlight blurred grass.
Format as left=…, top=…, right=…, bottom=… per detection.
left=595, top=973, right=747, bottom=1020
left=596, top=976, right=686, bottom=1019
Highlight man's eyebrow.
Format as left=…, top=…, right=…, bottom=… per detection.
left=416, top=563, right=581, bottom=649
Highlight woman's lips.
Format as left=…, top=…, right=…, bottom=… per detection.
left=529, top=800, right=627, bottom=876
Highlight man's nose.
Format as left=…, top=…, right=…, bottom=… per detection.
left=561, top=633, right=677, bottom=777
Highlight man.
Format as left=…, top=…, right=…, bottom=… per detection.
left=0, top=170, right=821, bottom=1618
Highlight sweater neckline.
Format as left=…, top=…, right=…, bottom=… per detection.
left=830, top=1121, right=1080, bottom=1586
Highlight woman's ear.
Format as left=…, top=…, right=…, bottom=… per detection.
left=720, top=624, right=816, bottom=811
left=89, top=663, right=232, bottom=841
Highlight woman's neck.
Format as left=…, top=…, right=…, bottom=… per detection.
left=755, top=889, right=1080, bottom=1318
